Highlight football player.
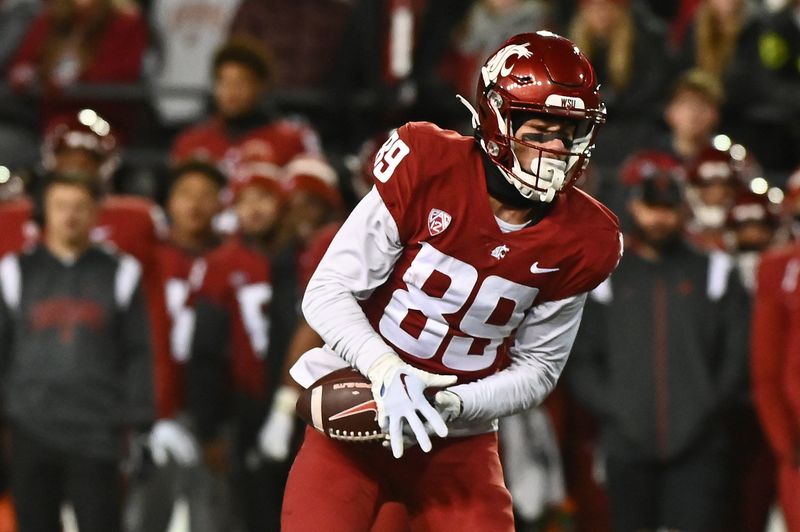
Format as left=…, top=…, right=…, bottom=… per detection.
left=126, top=161, right=226, bottom=532
left=751, top=167, right=800, bottom=531
left=184, top=169, right=287, bottom=532
left=282, top=31, right=621, bottom=531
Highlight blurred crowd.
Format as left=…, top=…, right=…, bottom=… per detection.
left=0, top=0, right=798, bottom=531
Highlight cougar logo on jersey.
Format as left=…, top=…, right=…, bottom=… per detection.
left=427, top=209, right=452, bottom=236
left=491, top=245, right=509, bottom=259
left=481, top=43, right=532, bottom=86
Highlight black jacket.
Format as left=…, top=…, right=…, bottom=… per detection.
left=0, top=244, right=154, bottom=460
left=567, top=240, right=749, bottom=460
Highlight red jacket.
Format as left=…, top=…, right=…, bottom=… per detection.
left=8, top=9, right=147, bottom=88
left=751, top=244, right=800, bottom=463
left=7, top=7, right=148, bottom=134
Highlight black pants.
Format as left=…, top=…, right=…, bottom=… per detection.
left=9, top=426, right=122, bottom=532
left=233, top=395, right=290, bottom=532
left=606, top=435, right=729, bottom=532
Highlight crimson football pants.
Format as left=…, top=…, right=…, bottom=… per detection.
left=779, top=463, right=800, bottom=531
left=282, top=427, right=514, bottom=532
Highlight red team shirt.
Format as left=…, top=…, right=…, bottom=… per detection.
left=752, top=244, right=800, bottom=529
left=359, top=122, right=620, bottom=383
left=155, top=241, right=208, bottom=418
left=191, top=237, right=272, bottom=399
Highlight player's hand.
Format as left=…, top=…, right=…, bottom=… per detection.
left=367, top=353, right=457, bottom=459
left=258, top=385, right=300, bottom=462
left=380, top=389, right=464, bottom=452
left=433, top=390, right=463, bottom=422
left=148, top=419, right=200, bottom=467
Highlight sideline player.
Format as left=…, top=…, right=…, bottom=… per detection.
left=282, top=31, right=622, bottom=531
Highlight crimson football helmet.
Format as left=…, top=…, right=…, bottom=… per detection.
left=461, top=31, right=606, bottom=203
left=41, top=110, right=120, bottom=183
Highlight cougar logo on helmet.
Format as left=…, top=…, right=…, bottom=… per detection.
left=481, top=44, right=532, bottom=87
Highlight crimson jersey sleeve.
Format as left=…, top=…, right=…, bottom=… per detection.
left=370, top=122, right=452, bottom=243
left=751, top=248, right=800, bottom=462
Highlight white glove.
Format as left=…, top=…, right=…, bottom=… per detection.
left=149, top=419, right=200, bottom=467
left=433, top=390, right=462, bottom=422
left=367, top=353, right=457, bottom=459
left=381, top=389, right=464, bottom=452
left=258, top=385, right=300, bottom=462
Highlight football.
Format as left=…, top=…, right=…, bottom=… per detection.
left=296, top=368, right=385, bottom=443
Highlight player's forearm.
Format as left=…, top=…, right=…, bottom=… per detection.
left=451, top=356, right=561, bottom=421
left=450, top=293, right=586, bottom=422
left=302, top=279, right=396, bottom=376
left=301, top=188, right=404, bottom=375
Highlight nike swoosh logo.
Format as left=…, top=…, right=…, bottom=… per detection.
left=329, top=399, right=379, bottom=422
left=530, top=262, right=559, bottom=274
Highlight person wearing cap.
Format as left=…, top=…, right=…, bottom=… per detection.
left=719, top=191, right=781, bottom=532
left=184, top=169, right=287, bottom=532
left=0, top=172, right=154, bottom=532
left=751, top=165, right=800, bottom=532
left=684, top=144, right=753, bottom=252
left=726, top=192, right=780, bottom=292
left=566, top=171, right=750, bottom=532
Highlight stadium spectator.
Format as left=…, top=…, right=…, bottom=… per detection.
left=0, top=172, right=154, bottom=532
left=722, top=190, right=781, bottom=532
left=684, top=144, right=749, bottom=251
left=147, top=0, right=243, bottom=127
left=568, top=0, right=672, bottom=167
left=727, top=191, right=780, bottom=291
left=675, top=0, right=771, bottom=167
left=650, top=69, right=722, bottom=161
left=126, top=161, right=226, bottom=532
left=675, top=0, right=763, bottom=78
left=751, top=166, right=800, bottom=532
left=185, top=169, right=288, bottom=532
left=567, top=170, right=750, bottom=532
left=281, top=167, right=342, bottom=245
left=6, top=0, right=148, bottom=135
